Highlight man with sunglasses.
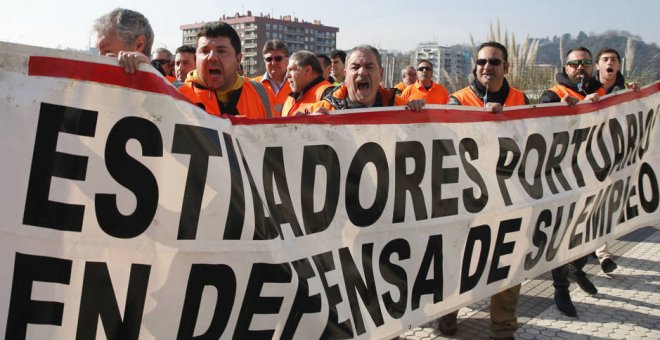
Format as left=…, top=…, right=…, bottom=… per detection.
left=539, top=46, right=605, bottom=106
left=151, top=47, right=176, bottom=82
left=178, top=22, right=273, bottom=118
left=401, top=60, right=449, bottom=104
left=438, top=41, right=527, bottom=340
left=539, top=46, right=604, bottom=318
left=253, top=39, right=292, bottom=116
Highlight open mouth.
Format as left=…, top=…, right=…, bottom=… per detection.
left=357, top=81, right=370, bottom=91
left=606, top=68, right=614, bottom=73
left=209, top=69, right=221, bottom=75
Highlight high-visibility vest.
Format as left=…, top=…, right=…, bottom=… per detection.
left=548, top=84, right=606, bottom=100
left=451, top=86, right=527, bottom=107
left=281, top=80, right=332, bottom=116
left=178, top=78, right=273, bottom=118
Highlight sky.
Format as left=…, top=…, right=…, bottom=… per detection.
left=1, top=0, right=659, bottom=53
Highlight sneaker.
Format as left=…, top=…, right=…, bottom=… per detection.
left=554, top=289, right=577, bottom=317
left=438, top=311, right=458, bottom=336
left=601, top=258, right=617, bottom=273
left=568, top=272, right=598, bottom=295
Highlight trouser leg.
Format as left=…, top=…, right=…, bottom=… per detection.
left=490, top=284, right=521, bottom=338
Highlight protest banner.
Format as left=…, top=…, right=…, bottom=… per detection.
left=1, top=42, right=658, bottom=339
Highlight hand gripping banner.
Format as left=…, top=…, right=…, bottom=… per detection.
left=1, top=42, right=659, bottom=339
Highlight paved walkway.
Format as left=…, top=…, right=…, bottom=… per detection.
left=400, top=226, right=660, bottom=339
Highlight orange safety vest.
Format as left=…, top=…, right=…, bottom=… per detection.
left=165, top=75, right=176, bottom=83
left=308, top=84, right=408, bottom=111
left=451, top=86, right=527, bottom=107
left=178, top=78, right=273, bottom=118
left=548, top=84, right=606, bottom=100
left=253, top=75, right=292, bottom=116
left=394, top=82, right=408, bottom=93
left=401, top=81, right=449, bottom=104
left=281, top=79, right=332, bottom=116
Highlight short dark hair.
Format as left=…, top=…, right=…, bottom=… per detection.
left=263, top=39, right=289, bottom=56
left=196, top=22, right=241, bottom=55
left=417, top=59, right=433, bottom=68
left=477, top=41, right=508, bottom=61
left=347, top=45, right=381, bottom=67
left=291, top=51, right=323, bottom=75
left=596, top=48, right=621, bottom=61
left=566, top=46, right=592, bottom=59
left=330, top=49, right=346, bottom=63
left=175, top=45, right=196, bottom=61
left=316, top=53, right=332, bottom=68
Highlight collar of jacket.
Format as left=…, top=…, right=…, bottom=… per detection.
left=470, top=77, right=511, bottom=105
left=324, top=85, right=390, bottom=109
left=556, top=71, right=603, bottom=95
left=289, top=76, right=325, bottom=101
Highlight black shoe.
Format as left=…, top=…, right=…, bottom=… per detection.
left=568, top=272, right=598, bottom=295
left=554, top=289, right=577, bottom=317
left=438, top=311, right=458, bottom=335
left=601, top=258, right=617, bottom=273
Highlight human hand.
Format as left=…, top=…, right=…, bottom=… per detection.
left=485, top=102, right=503, bottom=113
left=118, top=51, right=149, bottom=74
left=406, top=99, right=425, bottom=112
left=584, top=93, right=600, bottom=103
left=626, top=82, right=640, bottom=91
left=562, top=95, right=580, bottom=107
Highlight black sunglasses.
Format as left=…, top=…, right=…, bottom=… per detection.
left=566, top=59, right=593, bottom=68
left=265, top=56, right=285, bottom=63
left=153, top=59, right=171, bottom=65
left=417, top=66, right=432, bottom=72
left=476, top=58, right=503, bottom=66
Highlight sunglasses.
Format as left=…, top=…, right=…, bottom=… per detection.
left=476, top=58, right=503, bottom=66
left=566, top=59, right=593, bottom=68
left=153, top=59, right=171, bottom=65
left=417, top=66, right=432, bottom=72
left=264, top=56, right=285, bottom=63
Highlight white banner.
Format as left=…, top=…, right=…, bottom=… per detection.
left=1, top=42, right=659, bottom=339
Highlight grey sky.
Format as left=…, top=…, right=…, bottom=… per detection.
left=1, top=0, right=658, bottom=52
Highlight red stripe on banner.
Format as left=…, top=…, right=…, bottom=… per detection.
left=28, top=56, right=190, bottom=102
left=230, top=82, right=660, bottom=126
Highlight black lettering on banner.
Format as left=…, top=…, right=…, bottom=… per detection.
left=281, top=258, right=322, bottom=340
left=569, top=194, right=595, bottom=249
left=585, top=123, right=612, bottom=182
left=339, top=244, right=384, bottom=335
left=346, top=143, right=389, bottom=227
left=177, top=264, right=236, bottom=340
left=460, top=225, right=490, bottom=294
left=459, top=138, right=488, bottom=213
left=487, top=218, right=521, bottom=284
left=222, top=133, right=246, bottom=239
left=546, top=203, right=575, bottom=261
left=638, top=162, right=659, bottom=213
left=263, top=147, right=303, bottom=237
left=6, top=253, right=72, bottom=340
left=95, top=117, right=162, bottom=238
left=545, top=131, right=572, bottom=194
left=638, top=109, right=655, bottom=160
left=496, top=137, right=520, bottom=206
left=171, top=124, right=223, bottom=240
left=23, top=102, right=97, bottom=231
left=312, top=251, right=353, bottom=339
left=431, top=139, right=458, bottom=217
left=605, top=179, right=624, bottom=235
left=76, top=262, right=151, bottom=340
left=300, top=145, right=340, bottom=234
left=619, top=177, right=639, bottom=223
left=570, top=127, right=591, bottom=188
left=411, top=234, right=443, bottom=310
left=379, top=238, right=410, bottom=319
left=236, top=141, right=280, bottom=240
left=518, top=133, right=545, bottom=200
left=393, top=141, right=428, bottom=222
left=585, top=184, right=611, bottom=243
left=235, top=262, right=292, bottom=339
left=625, top=113, right=639, bottom=167
left=525, top=209, right=551, bottom=270
left=608, top=117, right=626, bottom=173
